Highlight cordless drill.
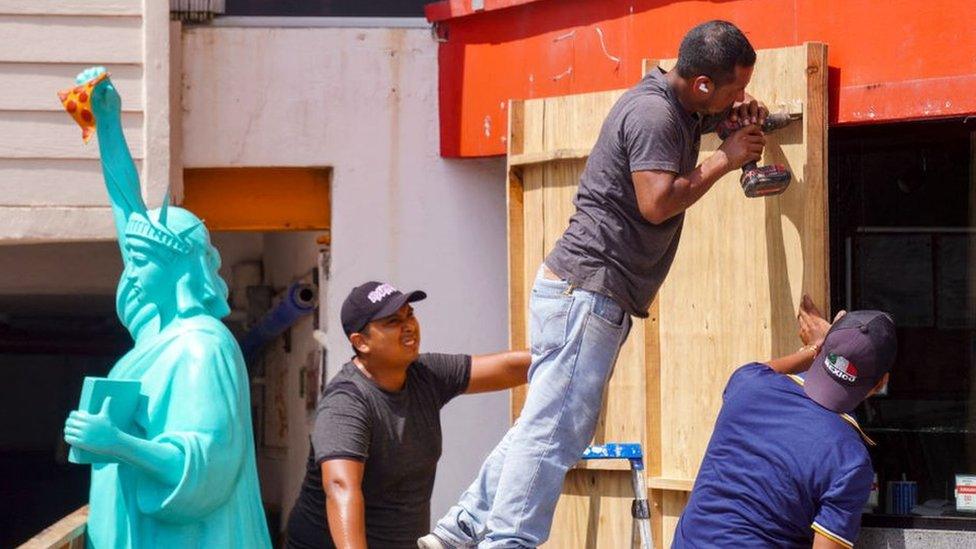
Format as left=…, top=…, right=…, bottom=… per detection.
left=716, top=112, right=801, bottom=198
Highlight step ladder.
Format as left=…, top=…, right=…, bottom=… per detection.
left=581, top=443, right=652, bottom=549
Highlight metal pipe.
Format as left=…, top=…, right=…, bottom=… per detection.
left=240, top=282, right=317, bottom=361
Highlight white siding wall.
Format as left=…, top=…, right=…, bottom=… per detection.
left=0, top=1, right=175, bottom=243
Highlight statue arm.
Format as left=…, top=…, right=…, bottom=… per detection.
left=80, top=67, right=146, bottom=253
left=110, top=431, right=185, bottom=486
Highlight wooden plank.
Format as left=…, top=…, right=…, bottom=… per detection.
left=508, top=169, right=529, bottom=416
left=0, top=158, right=143, bottom=206
left=644, top=298, right=662, bottom=478
left=509, top=96, right=546, bottom=421
left=545, top=470, right=635, bottom=549
left=0, top=63, right=142, bottom=112
left=661, top=491, right=690, bottom=548
left=509, top=148, right=591, bottom=167
left=0, top=111, right=144, bottom=159
left=0, top=0, right=140, bottom=16
left=511, top=162, right=545, bottom=419
left=182, top=168, right=331, bottom=231
left=654, top=42, right=829, bottom=506
left=542, top=91, right=623, bottom=152
left=647, top=476, right=694, bottom=492
left=540, top=160, right=580, bottom=252
left=0, top=15, right=142, bottom=64
left=650, top=489, right=664, bottom=549
left=17, top=505, right=88, bottom=549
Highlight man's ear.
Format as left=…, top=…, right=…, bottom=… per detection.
left=693, top=75, right=713, bottom=95
left=349, top=332, right=370, bottom=355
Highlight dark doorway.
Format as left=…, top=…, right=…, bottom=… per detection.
left=0, top=295, right=129, bottom=547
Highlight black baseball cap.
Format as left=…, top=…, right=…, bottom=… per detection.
left=804, top=310, right=897, bottom=413
left=340, top=281, right=426, bottom=337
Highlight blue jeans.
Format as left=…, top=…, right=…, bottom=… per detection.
left=434, top=267, right=632, bottom=548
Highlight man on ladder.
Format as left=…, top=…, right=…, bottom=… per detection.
left=421, top=20, right=768, bottom=549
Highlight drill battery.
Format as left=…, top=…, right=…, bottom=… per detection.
left=715, top=112, right=800, bottom=198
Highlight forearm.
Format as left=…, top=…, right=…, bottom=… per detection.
left=467, top=350, right=531, bottom=393
left=325, top=488, right=368, bottom=549
left=655, top=152, right=731, bottom=221
left=495, top=350, right=531, bottom=386
left=95, top=116, right=144, bottom=238
left=767, top=345, right=819, bottom=375
left=112, top=430, right=185, bottom=486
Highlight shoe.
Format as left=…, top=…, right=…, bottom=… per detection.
left=417, top=533, right=453, bottom=549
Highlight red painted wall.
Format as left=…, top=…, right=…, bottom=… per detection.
left=427, top=0, right=976, bottom=157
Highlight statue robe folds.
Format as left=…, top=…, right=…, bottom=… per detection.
left=87, top=315, right=271, bottom=548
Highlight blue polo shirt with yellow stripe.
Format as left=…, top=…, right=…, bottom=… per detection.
left=673, top=363, right=874, bottom=549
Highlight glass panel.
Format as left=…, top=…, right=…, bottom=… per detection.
left=830, top=120, right=976, bottom=524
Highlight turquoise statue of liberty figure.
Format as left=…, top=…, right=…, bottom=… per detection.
left=61, top=67, right=272, bottom=548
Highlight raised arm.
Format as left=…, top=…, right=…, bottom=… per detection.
left=632, top=124, right=763, bottom=224
left=321, top=459, right=368, bottom=549
left=80, top=67, right=146, bottom=252
left=767, top=295, right=842, bottom=374
left=465, top=351, right=531, bottom=394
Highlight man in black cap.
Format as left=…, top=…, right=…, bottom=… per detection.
left=285, top=281, right=531, bottom=549
left=673, top=299, right=897, bottom=549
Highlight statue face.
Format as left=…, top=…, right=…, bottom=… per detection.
left=117, top=268, right=159, bottom=340
left=125, top=242, right=178, bottom=308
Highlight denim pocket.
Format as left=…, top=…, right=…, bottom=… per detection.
left=529, top=288, right=573, bottom=358
left=591, top=293, right=625, bottom=327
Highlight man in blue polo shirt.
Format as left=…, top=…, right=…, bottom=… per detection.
left=674, top=305, right=897, bottom=549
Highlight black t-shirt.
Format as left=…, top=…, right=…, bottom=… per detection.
left=286, top=353, right=471, bottom=549
left=545, top=67, right=725, bottom=317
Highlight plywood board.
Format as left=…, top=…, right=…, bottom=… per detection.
left=544, top=470, right=636, bottom=549
left=655, top=43, right=828, bottom=482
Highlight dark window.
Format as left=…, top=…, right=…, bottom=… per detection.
left=830, top=119, right=976, bottom=528
left=224, top=0, right=435, bottom=17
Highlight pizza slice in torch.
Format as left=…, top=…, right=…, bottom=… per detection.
left=58, top=71, right=110, bottom=143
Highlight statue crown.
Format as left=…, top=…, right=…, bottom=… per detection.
left=124, top=214, right=200, bottom=255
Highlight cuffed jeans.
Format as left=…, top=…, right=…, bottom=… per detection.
left=434, top=267, right=632, bottom=548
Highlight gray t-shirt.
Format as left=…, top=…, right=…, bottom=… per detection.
left=546, top=67, right=722, bottom=317
left=286, top=353, right=471, bottom=549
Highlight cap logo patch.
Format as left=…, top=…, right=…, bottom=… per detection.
left=367, top=283, right=397, bottom=304
left=824, top=353, right=858, bottom=386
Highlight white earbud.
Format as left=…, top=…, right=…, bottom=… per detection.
left=698, top=83, right=709, bottom=93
